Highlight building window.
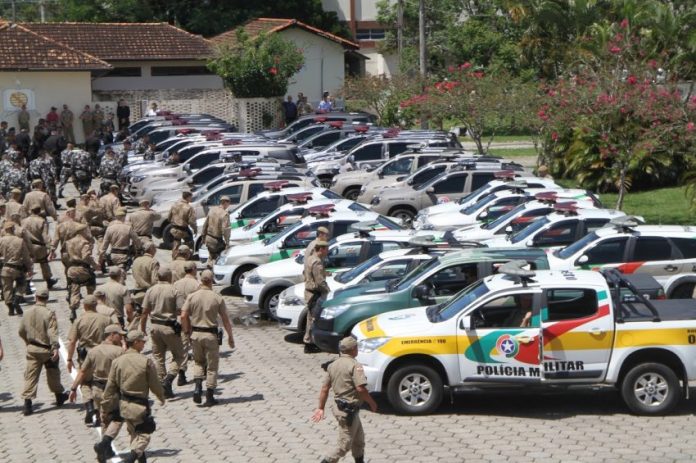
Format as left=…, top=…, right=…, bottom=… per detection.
left=356, top=29, right=386, bottom=41
left=151, top=66, right=214, bottom=76
left=104, top=67, right=141, bottom=77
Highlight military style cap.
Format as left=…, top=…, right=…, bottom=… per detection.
left=110, top=184, right=120, bottom=190
left=10, top=188, right=21, bottom=194
left=35, top=288, right=49, bottom=299
left=220, top=195, right=231, bottom=202
left=115, top=207, right=127, bottom=216
left=87, top=188, right=96, bottom=195
left=139, top=199, right=150, bottom=205
left=178, top=245, right=190, bottom=253
left=339, top=336, right=358, bottom=352
left=200, top=269, right=214, bottom=282
left=31, top=179, right=43, bottom=186
left=80, top=193, right=89, bottom=200
left=83, top=295, right=97, bottom=306
left=185, top=261, right=198, bottom=271
left=66, top=207, right=76, bottom=213
left=108, top=266, right=122, bottom=277
left=314, top=240, right=329, bottom=248
left=66, top=198, right=77, bottom=207
left=94, top=289, right=105, bottom=297
left=105, top=324, right=126, bottom=335
left=317, top=226, right=329, bottom=234
left=126, top=330, right=146, bottom=342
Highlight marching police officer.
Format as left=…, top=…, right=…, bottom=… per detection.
left=312, top=337, right=377, bottom=463
left=65, top=223, right=98, bottom=319
left=99, top=207, right=140, bottom=270
left=58, top=143, right=74, bottom=198
left=303, top=240, right=330, bottom=353
left=99, top=184, right=121, bottom=223
left=18, top=288, right=69, bottom=416
left=200, top=195, right=231, bottom=268
left=173, top=261, right=199, bottom=386
left=101, top=330, right=165, bottom=463
left=0, top=221, right=32, bottom=316
left=167, top=191, right=197, bottom=259
left=22, top=179, right=57, bottom=220
left=140, top=267, right=186, bottom=399
left=97, top=266, right=133, bottom=327
left=127, top=199, right=161, bottom=241
left=130, top=241, right=160, bottom=329
left=71, top=148, right=93, bottom=194
left=22, top=205, right=57, bottom=288
left=181, top=270, right=234, bottom=406
left=170, top=244, right=195, bottom=282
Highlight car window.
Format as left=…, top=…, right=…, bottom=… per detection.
left=584, top=219, right=610, bottom=234
left=671, top=238, right=696, bottom=259
left=179, top=145, right=205, bottom=161
left=331, top=221, right=356, bottom=236
left=367, top=241, right=402, bottom=257
left=388, top=142, right=412, bottom=157
left=192, top=166, right=224, bottom=184
left=352, top=143, right=383, bottom=162
left=535, top=220, right=578, bottom=246
left=545, top=288, right=598, bottom=321
left=365, top=259, right=413, bottom=282
left=423, top=263, right=478, bottom=297
left=471, top=293, right=537, bottom=328
left=284, top=223, right=322, bottom=248
left=583, top=237, right=629, bottom=265
left=207, top=184, right=242, bottom=205
left=248, top=183, right=268, bottom=199
left=412, top=166, right=447, bottom=187
left=327, top=242, right=363, bottom=268
left=417, top=156, right=439, bottom=168
left=240, top=197, right=279, bottom=219
left=471, top=173, right=496, bottom=190
left=633, top=237, right=673, bottom=261
left=189, top=151, right=218, bottom=170
left=336, top=137, right=364, bottom=152
left=382, top=157, right=413, bottom=176
left=433, top=173, right=467, bottom=194
left=295, top=125, right=325, bottom=141
left=311, top=131, right=341, bottom=148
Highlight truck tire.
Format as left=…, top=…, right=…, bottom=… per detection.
left=389, top=207, right=416, bottom=223
left=670, top=283, right=695, bottom=299
left=620, top=362, right=681, bottom=415
left=343, top=187, right=360, bottom=201
left=386, top=364, right=443, bottom=415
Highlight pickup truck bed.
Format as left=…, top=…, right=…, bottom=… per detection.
left=620, top=299, right=696, bottom=322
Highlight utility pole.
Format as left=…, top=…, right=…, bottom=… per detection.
left=397, top=0, right=404, bottom=66
left=419, top=0, right=428, bottom=128
left=39, top=0, right=45, bottom=22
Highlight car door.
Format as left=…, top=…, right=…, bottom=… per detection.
left=540, top=286, right=612, bottom=382
left=359, top=258, right=415, bottom=284
left=425, top=172, right=469, bottom=207
left=326, top=240, right=364, bottom=271
left=532, top=220, right=580, bottom=248
left=413, top=262, right=480, bottom=306
left=457, top=290, right=543, bottom=383
left=575, top=237, right=630, bottom=270
left=351, top=143, right=384, bottom=169
left=624, top=236, right=680, bottom=282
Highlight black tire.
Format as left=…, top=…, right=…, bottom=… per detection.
left=261, top=287, right=284, bottom=319
left=386, top=364, right=443, bottom=415
left=620, top=362, right=681, bottom=415
left=670, top=283, right=695, bottom=299
left=160, top=223, right=173, bottom=250
left=343, top=187, right=360, bottom=201
left=389, top=207, right=416, bottom=223
left=231, top=265, right=255, bottom=295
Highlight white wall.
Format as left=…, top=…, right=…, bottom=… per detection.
left=92, top=60, right=223, bottom=91
left=0, top=71, right=93, bottom=142
left=321, top=0, right=352, bottom=20
left=362, top=48, right=399, bottom=77
left=278, top=28, right=346, bottom=103
left=321, top=0, right=393, bottom=21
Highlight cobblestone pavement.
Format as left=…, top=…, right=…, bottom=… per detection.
left=1, top=189, right=696, bottom=462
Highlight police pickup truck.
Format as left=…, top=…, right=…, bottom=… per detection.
left=352, top=264, right=696, bottom=416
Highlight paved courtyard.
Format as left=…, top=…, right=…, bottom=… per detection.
left=1, top=202, right=696, bottom=462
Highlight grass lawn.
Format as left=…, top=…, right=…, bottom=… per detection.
left=599, top=187, right=696, bottom=225
left=488, top=147, right=538, bottom=158
left=485, top=134, right=536, bottom=143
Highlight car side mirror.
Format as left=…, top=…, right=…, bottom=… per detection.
left=460, top=315, right=472, bottom=331
left=526, top=239, right=534, bottom=247
left=505, top=225, right=513, bottom=235
left=413, top=284, right=430, bottom=300
left=577, top=254, right=589, bottom=265
left=426, top=187, right=435, bottom=194
left=478, top=211, right=488, bottom=219
left=348, top=155, right=355, bottom=163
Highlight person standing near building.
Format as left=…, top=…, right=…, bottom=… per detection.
left=92, top=104, right=105, bottom=135
left=318, top=92, right=333, bottom=112
left=117, top=99, right=131, bottom=132
left=101, top=330, right=165, bottom=463
left=200, top=195, right=231, bottom=268
left=45, top=107, right=60, bottom=129
left=303, top=240, right=330, bottom=353
left=80, top=105, right=93, bottom=140
left=282, top=95, right=298, bottom=126
left=18, top=104, right=31, bottom=132
left=311, top=336, right=377, bottom=463
left=181, top=270, right=234, bottom=406
left=61, top=104, right=75, bottom=144
left=297, top=94, right=313, bottom=117
left=168, top=191, right=197, bottom=259
left=146, top=102, right=158, bottom=117
left=18, top=288, right=69, bottom=416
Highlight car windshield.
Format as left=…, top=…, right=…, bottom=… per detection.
left=394, top=257, right=439, bottom=291
left=555, top=231, right=598, bottom=259
left=348, top=202, right=369, bottom=212
left=510, top=216, right=550, bottom=244
left=482, top=203, right=527, bottom=230
left=264, top=220, right=304, bottom=245
left=432, top=280, right=490, bottom=322
left=377, top=215, right=404, bottom=230
left=458, top=184, right=492, bottom=204
left=416, top=171, right=447, bottom=191
left=334, top=254, right=384, bottom=284
left=461, top=194, right=497, bottom=215
left=321, top=190, right=342, bottom=200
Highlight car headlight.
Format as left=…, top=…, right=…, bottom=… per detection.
left=360, top=186, right=366, bottom=194
left=283, top=295, right=304, bottom=306
left=215, top=255, right=227, bottom=265
left=131, top=175, right=146, bottom=183
left=331, top=177, right=338, bottom=186
left=370, top=196, right=381, bottom=205
left=245, top=272, right=263, bottom=285
left=358, top=336, right=391, bottom=353
left=320, top=303, right=351, bottom=320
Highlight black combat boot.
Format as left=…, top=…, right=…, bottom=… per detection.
left=55, top=392, right=69, bottom=407
left=193, top=379, right=203, bottom=404
left=47, top=278, right=58, bottom=289
left=69, top=308, right=77, bottom=323
left=94, top=436, right=114, bottom=463
left=177, top=369, right=187, bottom=386
left=122, top=451, right=139, bottom=463
left=355, top=457, right=365, bottom=463
left=22, top=399, right=32, bottom=416
left=137, top=452, right=147, bottom=463
left=203, top=388, right=218, bottom=407
left=14, top=301, right=23, bottom=316
left=8, top=305, right=15, bottom=316
left=162, top=374, right=175, bottom=399
left=84, top=400, right=95, bottom=424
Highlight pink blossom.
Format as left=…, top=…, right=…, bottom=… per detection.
left=620, top=18, right=629, bottom=29
left=460, top=62, right=472, bottom=70
left=448, top=65, right=455, bottom=73
left=688, top=122, right=695, bottom=132
left=609, top=46, right=622, bottom=54
left=269, top=67, right=278, bottom=75
left=648, top=59, right=658, bottom=69
left=472, top=71, right=484, bottom=79
left=551, top=132, right=558, bottom=141
left=627, top=75, right=637, bottom=85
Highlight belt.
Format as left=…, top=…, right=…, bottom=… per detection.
left=171, top=224, right=190, bottom=232
left=121, top=393, right=149, bottom=406
left=111, top=248, right=130, bottom=254
left=30, top=238, right=45, bottom=246
left=137, top=234, right=152, bottom=238
left=191, top=326, right=217, bottom=334
left=4, top=263, right=25, bottom=271
left=152, top=319, right=177, bottom=327
left=92, top=379, right=107, bottom=389
left=29, top=340, right=52, bottom=350
left=70, top=262, right=92, bottom=269
left=206, top=234, right=223, bottom=241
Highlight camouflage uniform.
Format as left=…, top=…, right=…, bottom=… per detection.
left=99, top=154, right=121, bottom=194
left=71, top=150, right=93, bottom=194
left=29, top=156, right=57, bottom=202
left=58, top=148, right=73, bottom=196
left=3, top=165, right=28, bottom=197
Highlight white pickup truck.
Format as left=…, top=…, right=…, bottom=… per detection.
left=353, top=264, right=696, bottom=415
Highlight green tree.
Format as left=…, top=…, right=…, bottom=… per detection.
left=207, top=30, right=304, bottom=98
left=341, top=74, right=423, bottom=126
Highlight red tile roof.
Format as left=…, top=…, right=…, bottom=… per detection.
left=0, top=21, right=111, bottom=71
left=211, top=18, right=359, bottom=50
left=21, top=22, right=213, bottom=61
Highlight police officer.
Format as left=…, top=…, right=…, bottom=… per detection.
left=65, top=223, right=98, bottom=320
left=99, top=184, right=121, bottom=223
left=312, top=337, right=377, bottom=463
left=102, top=330, right=165, bottom=463
left=181, top=270, right=234, bottom=406
left=97, top=266, right=133, bottom=327
left=6, top=188, right=23, bottom=219
left=173, top=260, right=199, bottom=386
left=37, top=150, right=58, bottom=204
left=49, top=207, right=83, bottom=285
left=99, top=148, right=122, bottom=194
left=130, top=241, right=160, bottom=329
left=66, top=295, right=111, bottom=423
left=99, top=207, right=140, bottom=270
left=22, top=179, right=57, bottom=220
left=94, top=289, right=121, bottom=324
left=306, top=226, right=330, bottom=258
left=71, top=148, right=93, bottom=194
left=82, top=191, right=108, bottom=259
left=58, top=143, right=74, bottom=198
left=170, top=244, right=195, bottom=282
left=18, top=287, right=70, bottom=416
left=303, top=240, right=330, bottom=353
left=140, top=267, right=186, bottom=398
left=22, top=205, right=57, bottom=288
left=167, top=191, right=197, bottom=259
left=127, top=199, right=161, bottom=240
left=200, top=195, right=231, bottom=268
left=0, top=222, right=32, bottom=316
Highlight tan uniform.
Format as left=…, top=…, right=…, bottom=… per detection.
left=102, top=348, right=164, bottom=457
left=181, top=286, right=227, bottom=389
left=82, top=202, right=108, bottom=247
left=61, top=109, right=75, bottom=143
left=18, top=301, right=64, bottom=399
left=97, top=278, right=131, bottom=323
left=174, top=275, right=199, bottom=373
left=5, top=198, right=22, bottom=220
left=127, top=208, right=161, bottom=239
left=303, top=253, right=329, bottom=344
left=80, top=342, right=123, bottom=436
left=96, top=302, right=120, bottom=324
left=200, top=205, right=230, bottom=266
left=99, top=193, right=120, bottom=223
left=68, top=310, right=111, bottom=400
left=322, top=356, right=368, bottom=462
left=99, top=219, right=139, bottom=268
left=51, top=218, right=85, bottom=270
left=130, top=254, right=159, bottom=329
left=21, top=190, right=57, bottom=220
left=21, top=214, right=52, bottom=282
left=167, top=199, right=197, bottom=258
left=0, top=233, right=32, bottom=311
left=65, top=234, right=97, bottom=309
left=305, top=238, right=321, bottom=260
left=143, top=282, right=186, bottom=380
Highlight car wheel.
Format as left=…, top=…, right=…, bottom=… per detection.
left=231, top=265, right=255, bottom=295
left=386, top=364, right=443, bottom=415
left=390, top=208, right=415, bottom=223
left=160, top=223, right=173, bottom=250
left=262, top=287, right=284, bottom=319
left=670, top=283, right=695, bottom=299
left=620, top=362, right=681, bottom=415
left=343, top=187, right=360, bottom=201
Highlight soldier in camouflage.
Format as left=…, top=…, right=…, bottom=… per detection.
left=58, top=143, right=75, bottom=198
left=29, top=150, right=58, bottom=204
left=3, top=161, right=29, bottom=197
left=71, top=149, right=93, bottom=195
left=99, top=149, right=122, bottom=195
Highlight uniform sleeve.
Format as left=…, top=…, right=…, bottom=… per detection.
left=142, top=289, right=152, bottom=311
left=44, top=195, right=57, bottom=220
left=122, top=287, right=132, bottom=305
left=18, top=317, right=27, bottom=343
left=167, top=203, right=175, bottom=222
left=100, top=226, right=112, bottom=256
left=216, top=296, right=228, bottom=319
left=68, top=320, right=78, bottom=342
left=81, top=349, right=96, bottom=376
left=312, top=261, right=329, bottom=293
left=187, top=207, right=197, bottom=231
left=222, top=211, right=231, bottom=243
left=47, top=310, right=59, bottom=349
left=352, top=362, right=368, bottom=388
left=81, top=241, right=97, bottom=268
left=322, top=371, right=331, bottom=388
left=41, top=220, right=51, bottom=245
left=181, top=293, right=192, bottom=315
left=129, top=226, right=141, bottom=252
left=150, top=260, right=160, bottom=284
left=146, top=358, right=165, bottom=402
left=200, top=215, right=209, bottom=238
left=21, top=241, right=33, bottom=270
left=174, top=285, right=186, bottom=310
